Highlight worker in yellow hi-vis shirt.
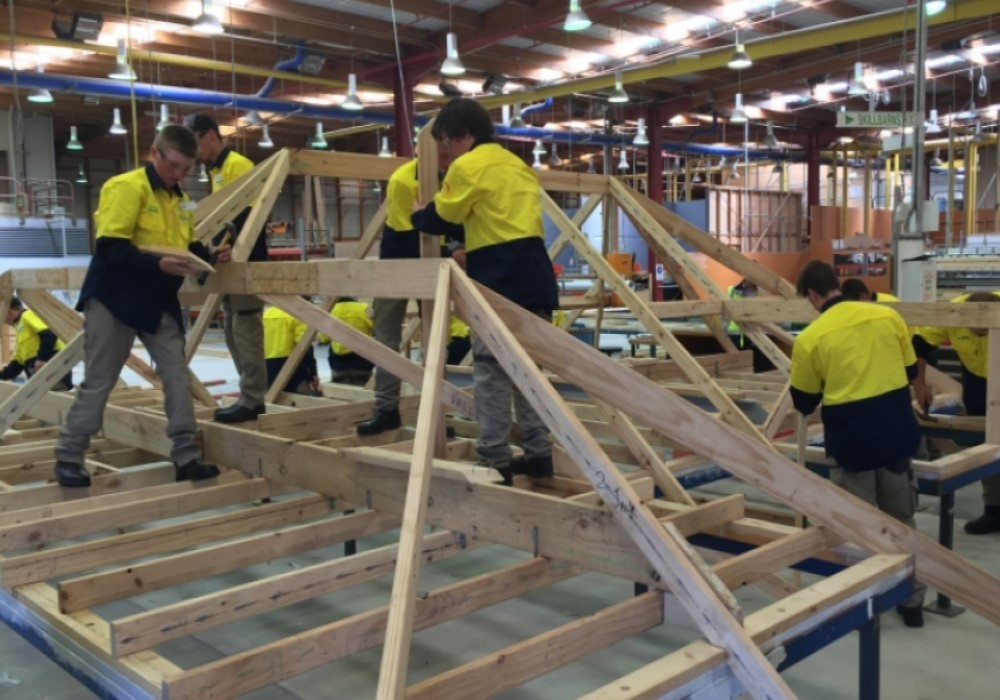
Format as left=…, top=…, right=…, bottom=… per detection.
left=0, top=296, right=72, bottom=390
left=54, top=124, right=225, bottom=488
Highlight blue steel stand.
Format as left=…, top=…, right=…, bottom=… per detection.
left=858, top=614, right=880, bottom=700
left=924, top=490, right=966, bottom=617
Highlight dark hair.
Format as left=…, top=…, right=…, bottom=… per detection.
left=8, top=295, right=22, bottom=310
left=430, top=98, right=495, bottom=142
left=796, top=260, right=841, bottom=298
left=966, top=291, right=1000, bottom=303
left=840, top=278, right=870, bottom=300
left=183, top=113, right=220, bottom=136
left=154, top=124, right=199, bottom=160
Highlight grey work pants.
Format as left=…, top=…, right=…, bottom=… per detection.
left=831, top=464, right=927, bottom=608
left=56, top=299, right=201, bottom=467
left=222, top=294, right=266, bottom=408
left=471, top=327, right=551, bottom=467
left=370, top=296, right=409, bottom=413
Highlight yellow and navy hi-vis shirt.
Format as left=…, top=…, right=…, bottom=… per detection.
left=874, top=291, right=900, bottom=302
left=449, top=315, right=470, bottom=341
left=380, top=159, right=420, bottom=259
left=790, top=296, right=920, bottom=471
left=263, top=306, right=309, bottom=359
left=318, top=301, right=373, bottom=356
left=79, top=163, right=209, bottom=333
left=12, top=309, right=65, bottom=365
left=210, top=148, right=268, bottom=261
left=913, top=291, right=1000, bottom=380
left=418, top=141, right=558, bottom=312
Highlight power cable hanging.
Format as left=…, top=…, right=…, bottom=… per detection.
left=387, top=0, right=413, bottom=153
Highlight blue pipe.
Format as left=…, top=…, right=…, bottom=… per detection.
left=1, top=69, right=801, bottom=160
left=256, top=42, right=307, bottom=99
left=518, top=97, right=553, bottom=118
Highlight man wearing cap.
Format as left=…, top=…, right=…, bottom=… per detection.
left=185, top=113, right=269, bottom=424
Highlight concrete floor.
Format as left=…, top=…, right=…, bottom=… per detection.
left=1, top=342, right=999, bottom=698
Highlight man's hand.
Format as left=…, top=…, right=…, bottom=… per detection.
left=159, top=256, right=199, bottom=277
left=451, top=246, right=467, bottom=270
left=212, top=243, right=233, bottom=264
left=912, top=379, right=933, bottom=410
left=32, top=359, right=46, bottom=371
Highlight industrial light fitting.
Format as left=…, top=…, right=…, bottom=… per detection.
left=730, top=93, right=748, bottom=124
left=608, top=69, right=629, bottom=103
left=244, top=110, right=263, bottom=126
left=763, top=121, right=779, bottom=148
left=532, top=138, right=546, bottom=156
left=258, top=123, right=274, bottom=149
left=617, top=149, right=629, bottom=172
left=848, top=62, right=868, bottom=97
left=509, top=103, right=526, bottom=128
left=109, top=107, right=127, bottom=135
left=729, top=160, right=741, bottom=180
left=532, top=151, right=543, bottom=169
left=198, top=163, right=209, bottom=183
left=549, top=143, right=563, bottom=167
left=564, top=0, right=592, bottom=32
left=66, top=125, right=83, bottom=151
left=156, top=104, right=171, bottom=132
left=926, top=0, right=947, bottom=16
left=929, top=150, right=944, bottom=167
left=440, top=32, right=466, bottom=77
left=342, top=73, right=364, bottom=111
left=51, top=11, right=104, bottom=42
left=192, top=1, right=224, bottom=34
left=311, top=122, right=329, bottom=149
left=108, top=38, right=136, bottom=80
left=727, top=32, right=752, bottom=71
left=28, top=65, right=53, bottom=104
left=379, top=136, right=392, bottom=157
left=925, top=108, right=942, bottom=134
left=633, top=117, right=650, bottom=146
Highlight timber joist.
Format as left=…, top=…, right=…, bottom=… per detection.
left=1, top=151, right=999, bottom=698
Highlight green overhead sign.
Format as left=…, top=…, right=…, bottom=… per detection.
left=836, top=111, right=919, bottom=128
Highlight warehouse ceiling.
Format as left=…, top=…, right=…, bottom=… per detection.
left=0, top=0, right=997, bottom=169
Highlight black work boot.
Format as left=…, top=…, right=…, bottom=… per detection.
left=175, top=459, right=221, bottom=482
left=55, top=461, right=91, bottom=488
left=357, top=408, right=402, bottom=436
left=214, top=404, right=265, bottom=424
left=964, top=506, right=1000, bottom=535
left=510, top=454, right=554, bottom=479
left=896, top=605, right=924, bottom=628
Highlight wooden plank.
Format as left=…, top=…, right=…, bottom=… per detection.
left=255, top=395, right=420, bottom=441
left=194, top=152, right=280, bottom=243
left=406, top=592, right=663, bottom=700
left=579, top=554, right=909, bottom=700
left=477, top=286, right=1000, bottom=626
left=233, top=150, right=290, bottom=261
left=0, top=475, right=267, bottom=554
left=262, top=293, right=476, bottom=418
left=112, top=529, right=471, bottom=656
left=449, top=270, right=797, bottom=699
left=0, top=495, right=332, bottom=589
left=712, top=526, right=836, bottom=591
left=0, top=332, right=84, bottom=435
left=0, top=461, right=173, bottom=512
left=58, top=508, right=400, bottom=613
left=377, top=265, right=453, bottom=699
left=162, top=557, right=581, bottom=700
left=540, top=193, right=767, bottom=442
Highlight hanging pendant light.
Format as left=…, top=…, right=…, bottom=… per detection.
left=378, top=136, right=392, bottom=157
left=563, top=0, right=592, bottom=32
left=109, top=107, right=127, bottom=135
left=763, top=121, right=779, bottom=148
left=929, top=150, right=944, bottom=167
left=729, top=160, right=741, bottom=180
left=108, top=38, right=136, bottom=80
left=311, top=122, right=329, bottom=149
left=633, top=117, right=650, bottom=146
left=156, top=104, right=171, bottom=132
left=925, top=108, right=942, bottom=134
left=532, top=138, right=546, bottom=156
left=373, top=181, right=382, bottom=194
left=727, top=31, right=752, bottom=70
left=532, top=151, right=543, bottom=169
left=617, top=149, right=629, bottom=172
left=193, top=1, right=224, bottom=34
left=197, top=163, right=209, bottom=183
left=258, top=123, right=274, bottom=149
left=549, top=144, right=563, bottom=167
left=730, top=93, right=747, bottom=124
left=75, top=165, right=88, bottom=184
left=27, top=65, right=53, bottom=103
left=608, top=69, right=629, bottom=103
left=926, top=0, right=947, bottom=16
left=509, top=103, right=526, bottom=128
left=66, top=125, right=83, bottom=151
left=848, top=62, right=867, bottom=96
left=440, top=32, right=466, bottom=76
left=342, top=73, right=364, bottom=111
